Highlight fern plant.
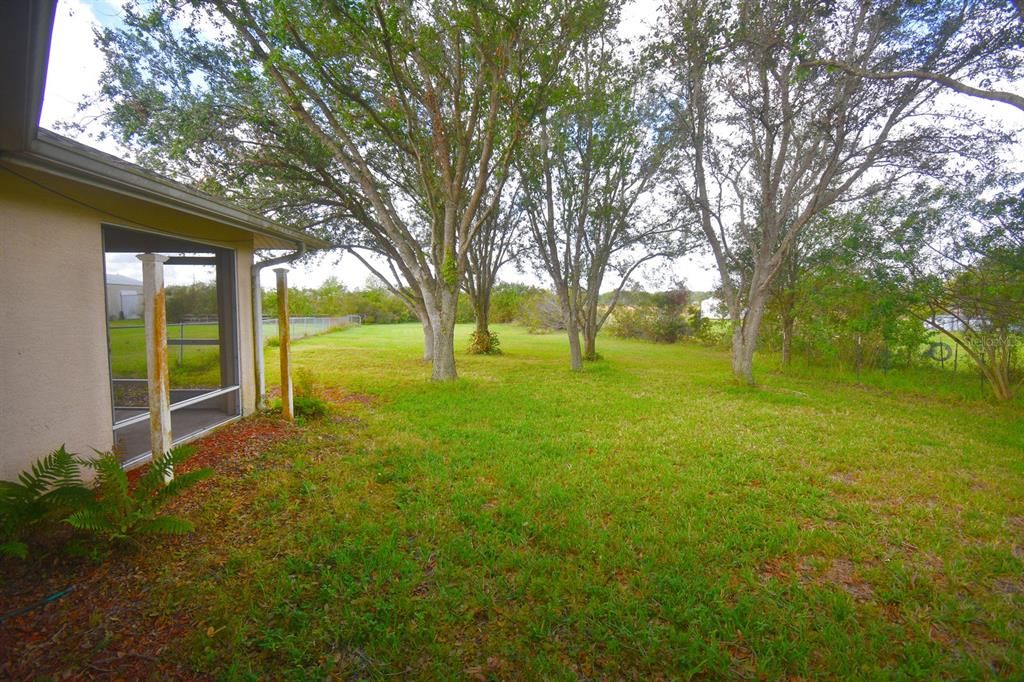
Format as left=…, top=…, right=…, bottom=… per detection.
left=66, top=445, right=213, bottom=543
left=0, top=446, right=94, bottom=558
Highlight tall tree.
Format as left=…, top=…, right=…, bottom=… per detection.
left=660, top=0, right=998, bottom=384
left=464, top=185, right=525, bottom=353
left=521, top=32, right=677, bottom=370
left=94, top=0, right=607, bottom=380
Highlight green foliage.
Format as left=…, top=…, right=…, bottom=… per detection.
left=2, top=446, right=210, bottom=556
left=455, top=295, right=477, bottom=324
left=66, top=446, right=212, bottom=544
left=609, top=307, right=692, bottom=343
left=273, top=367, right=331, bottom=419
left=262, top=278, right=416, bottom=324
left=519, top=290, right=565, bottom=333
left=165, top=282, right=218, bottom=323
left=271, top=395, right=331, bottom=419
left=608, top=287, right=692, bottom=344
left=490, top=283, right=548, bottom=323
left=293, top=366, right=323, bottom=400
left=0, top=446, right=93, bottom=559
left=769, top=265, right=928, bottom=370
left=467, top=330, right=502, bottom=355
left=294, top=396, right=330, bottom=419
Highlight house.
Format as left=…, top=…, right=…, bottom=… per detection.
left=105, top=274, right=144, bottom=320
left=0, top=0, right=328, bottom=478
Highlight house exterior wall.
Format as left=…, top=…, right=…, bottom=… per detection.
left=0, top=170, right=258, bottom=481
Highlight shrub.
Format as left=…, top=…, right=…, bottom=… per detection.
left=468, top=330, right=502, bottom=355
left=491, top=283, right=548, bottom=323
left=519, top=291, right=565, bottom=333
left=271, top=395, right=330, bottom=419
left=608, top=286, right=692, bottom=344
left=293, top=366, right=324, bottom=400
left=293, top=395, right=330, bottom=419
left=67, top=446, right=213, bottom=544
left=0, top=446, right=93, bottom=558
left=608, top=307, right=691, bottom=343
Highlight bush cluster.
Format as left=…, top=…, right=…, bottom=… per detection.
left=262, top=277, right=417, bottom=324
left=468, top=330, right=502, bottom=354
left=273, top=367, right=331, bottom=420
left=608, top=287, right=692, bottom=343
left=519, top=290, right=566, bottom=333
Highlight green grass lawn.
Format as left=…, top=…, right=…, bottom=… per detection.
left=106, top=319, right=350, bottom=389
left=155, top=323, right=1021, bottom=678
left=108, top=321, right=222, bottom=388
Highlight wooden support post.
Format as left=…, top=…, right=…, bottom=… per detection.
left=275, top=268, right=293, bottom=421
left=138, top=253, right=173, bottom=481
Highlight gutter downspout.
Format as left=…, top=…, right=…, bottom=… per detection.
left=252, top=243, right=305, bottom=409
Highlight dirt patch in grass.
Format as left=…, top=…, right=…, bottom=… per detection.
left=756, top=554, right=876, bottom=601
left=0, top=414, right=301, bottom=680
left=993, top=577, right=1024, bottom=596
left=321, top=387, right=379, bottom=406
left=828, top=471, right=858, bottom=486
left=817, top=557, right=875, bottom=600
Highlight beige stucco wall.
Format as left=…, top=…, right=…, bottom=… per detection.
left=0, top=168, right=258, bottom=481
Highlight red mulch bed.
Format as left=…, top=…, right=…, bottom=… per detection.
left=0, top=414, right=299, bottom=680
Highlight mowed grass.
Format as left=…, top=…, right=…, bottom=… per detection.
left=156, top=323, right=1021, bottom=679
left=108, top=321, right=222, bottom=387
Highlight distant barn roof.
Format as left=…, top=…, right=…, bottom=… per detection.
left=105, top=274, right=143, bottom=286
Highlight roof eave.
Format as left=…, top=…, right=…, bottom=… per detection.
left=0, top=0, right=56, bottom=152
left=2, top=131, right=331, bottom=250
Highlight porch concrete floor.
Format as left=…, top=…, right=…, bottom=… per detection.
left=114, top=408, right=234, bottom=463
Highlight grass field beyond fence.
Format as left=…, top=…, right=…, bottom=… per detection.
left=138, top=324, right=1024, bottom=677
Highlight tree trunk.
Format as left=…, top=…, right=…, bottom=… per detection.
left=582, top=298, right=599, bottom=361
left=731, top=294, right=767, bottom=385
left=981, top=343, right=1013, bottom=401
left=566, top=313, right=583, bottom=371
left=556, top=288, right=583, bottom=371
left=781, top=313, right=795, bottom=366
left=429, top=287, right=459, bottom=381
left=731, top=326, right=756, bottom=385
left=473, top=289, right=490, bottom=337
left=421, top=316, right=434, bottom=363
left=583, top=331, right=597, bottom=361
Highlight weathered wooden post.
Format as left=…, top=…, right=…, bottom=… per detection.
left=138, top=253, right=174, bottom=481
left=275, top=267, right=293, bottom=421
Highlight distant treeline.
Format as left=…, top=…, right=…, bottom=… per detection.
left=261, top=280, right=561, bottom=326
left=164, top=278, right=568, bottom=325
left=166, top=278, right=716, bottom=347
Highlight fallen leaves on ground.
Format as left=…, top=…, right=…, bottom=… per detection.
left=0, top=413, right=300, bottom=680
